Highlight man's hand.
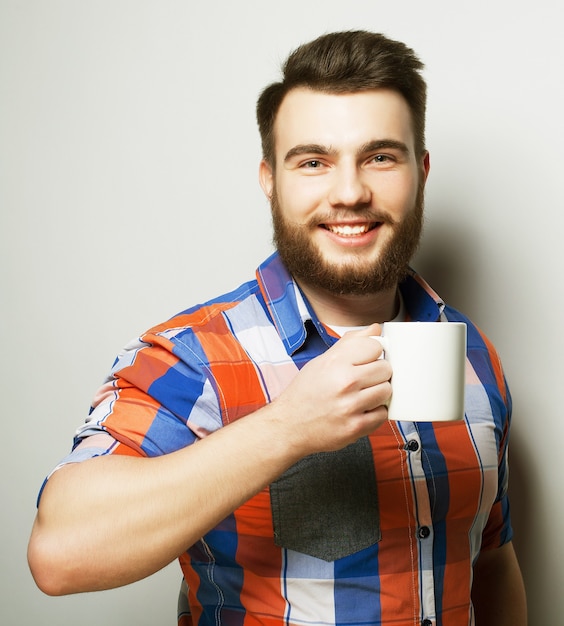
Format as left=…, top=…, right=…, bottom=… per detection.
left=274, top=323, right=392, bottom=456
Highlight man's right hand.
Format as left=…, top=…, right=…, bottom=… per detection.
left=272, top=322, right=392, bottom=456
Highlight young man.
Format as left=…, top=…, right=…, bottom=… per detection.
left=29, top=31, right=527, bottom=625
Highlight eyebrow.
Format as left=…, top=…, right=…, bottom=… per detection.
left=358, top=139, right=410, bottom=156
left=283, top=139, right=410, bottom=163
left=283, top=144, right=334, bottom=162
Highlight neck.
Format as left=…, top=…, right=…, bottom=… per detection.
left=296, top=280, right=400, bottom=327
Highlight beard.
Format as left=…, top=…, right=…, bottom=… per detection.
left=271, top=181, right=425, bottom=296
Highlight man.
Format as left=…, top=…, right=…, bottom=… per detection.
left=28, top=30, right=527, bottom=625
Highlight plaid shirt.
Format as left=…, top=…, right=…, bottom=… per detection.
left=52, top=252, right=513, bottom=626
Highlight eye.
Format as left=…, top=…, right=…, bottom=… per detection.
left=302, top=159, right=324, bottom=169
left=372, top=154, right=393, bottom=164
left=366, top=153, right=399, bottom=169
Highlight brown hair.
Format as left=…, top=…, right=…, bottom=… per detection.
left=256, top=30, right=427, bottom=165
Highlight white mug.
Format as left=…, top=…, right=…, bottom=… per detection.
left=372, top=321, right=466, bottom=422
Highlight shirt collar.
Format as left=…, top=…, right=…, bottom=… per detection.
left=256, top=252, right=445, bottom=355
left=400, top=268, right=445, bottom=322
left=256, top=253, right=311, bottom=354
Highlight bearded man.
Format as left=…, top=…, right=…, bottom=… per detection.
left=29, top=30, right=526, bottom=626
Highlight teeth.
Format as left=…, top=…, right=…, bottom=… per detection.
left=326, top=224, right=370, bottom=236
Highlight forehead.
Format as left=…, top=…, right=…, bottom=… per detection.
left=273, top=88, right=416, bottom=157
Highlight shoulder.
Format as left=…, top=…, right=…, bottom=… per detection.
left=442, top=306, right=500, bottom=356
left=443, top=305, right=511, bottom=411
left=142, top=279, right=261, bottom=341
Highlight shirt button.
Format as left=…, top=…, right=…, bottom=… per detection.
left=405, top=439, right=419, bottom=452
left=418, top=526, right=431, bottom=539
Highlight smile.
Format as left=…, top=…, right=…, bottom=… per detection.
left=322, top=222, right=379, bottom=237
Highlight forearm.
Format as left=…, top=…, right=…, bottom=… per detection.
left=471, top=541, right=527, bottom=625
left=28, top=404, right=303, bottom=595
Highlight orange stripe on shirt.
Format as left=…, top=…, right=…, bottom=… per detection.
left=370, top=421, right=421, bottom=621
left=196, top=315, right=269, bottom=424
left=434, top=421, right=482, bottom=620
left=102, top=383, right=161, bottom=454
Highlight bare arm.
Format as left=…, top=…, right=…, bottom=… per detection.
left=28, top=325, right=391, bottom=595
left=472, top=541, right=527, bottom=625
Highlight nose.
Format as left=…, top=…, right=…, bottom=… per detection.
left=327, top=163, right=371, bottom=208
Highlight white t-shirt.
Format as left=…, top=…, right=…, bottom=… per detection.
left=328, top=293, right=407, bottom=337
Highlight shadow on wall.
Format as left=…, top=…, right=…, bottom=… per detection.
left=413, top=216, right=479, bottom=320
left=506, top=427, right=536, bottom=578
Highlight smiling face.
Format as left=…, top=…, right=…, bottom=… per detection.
left=259, top=88, right=430, bottom=296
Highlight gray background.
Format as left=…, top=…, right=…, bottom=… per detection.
left=1, top=1, right=561, bottom=623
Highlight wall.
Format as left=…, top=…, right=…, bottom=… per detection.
left=1, top=1, right=561, bottom=623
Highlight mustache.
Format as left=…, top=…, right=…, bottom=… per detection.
left=305, top=209, right=397, bottom=227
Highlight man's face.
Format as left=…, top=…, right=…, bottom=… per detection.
left=259, top=88, right=430, bottom=295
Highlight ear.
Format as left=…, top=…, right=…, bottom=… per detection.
left=421, top=151, right=430, bottom=183
left=259, top=159, right=274, bottom=199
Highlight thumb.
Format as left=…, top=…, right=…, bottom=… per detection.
left=356, top=322, right=383, bottom=338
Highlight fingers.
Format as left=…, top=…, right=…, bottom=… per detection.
left=274, top=327, right=393, bottom=454
left=357, top=405, right=390, bottom=440
left=358, top=377, right=392, bottom=411
left=349, top=322, right=383, bottom=338
left=335, top=327, right=385, bottom=366
left=323, top=357, right=391, bottom=420
left=356, top=358, right=392, bottom=391
left=330, top=330, right=392, bottom=417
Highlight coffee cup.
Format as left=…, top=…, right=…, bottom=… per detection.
left=372, top=321, right=466, bottom=422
